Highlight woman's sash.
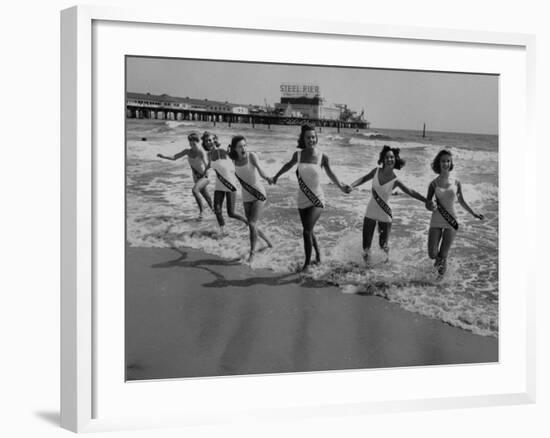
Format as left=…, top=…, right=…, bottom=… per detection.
left=296, top=170, right=324, bottom=208
left=372, top=188, right=392, bottom=219
left=214, top=169, right=237, bottom=192
left=236, top=174, right=266, bottom=201
left=435, top=197, right=459, bottom=230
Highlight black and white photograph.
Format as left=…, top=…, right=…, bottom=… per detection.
left=125, top=56, right=499, bottom=381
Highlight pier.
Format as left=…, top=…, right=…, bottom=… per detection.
left=126, top=105, right=369, bottom=130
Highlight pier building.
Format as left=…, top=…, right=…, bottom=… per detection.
left=126, top=92, right=250, bottom=121
left=274, top=83, right=342, bottom=120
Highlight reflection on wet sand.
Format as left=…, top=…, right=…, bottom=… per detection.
left=125, top=247, right=497, bottom=381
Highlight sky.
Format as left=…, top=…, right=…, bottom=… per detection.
left=126, top=56, right=498, bottom=135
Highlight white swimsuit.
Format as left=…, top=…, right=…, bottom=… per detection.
left=234, top=154, right=266, bottom=203
left=296, top=150, right=325, bottom=209
left=211, top=155, right=238, bottom=192
left=365, top=168, right=396, bottom=223
left=430, top=180, right=458, bottom=229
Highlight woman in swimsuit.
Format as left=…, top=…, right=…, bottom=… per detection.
left=272, top=124, right=351, bottom=272
left=350, top=145, right=428, bottom=266
left=157, top=131, right=213, bottom=220
left=426, top=149, right=484, bottom=276
left=191, top=131, right=216, bottom=193
left=228, top=135, right=273, bottom=262
left=200, top=131, right=250, bottom=235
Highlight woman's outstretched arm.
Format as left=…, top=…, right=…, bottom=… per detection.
left=395, top=179, right=428, bottom=203
left=272, top=151, right=298, bottom=184
left=322, top=154, right=351, bottom=192
left=350, top=168, right=377, bottom=189
left=457, top=181, right=484, bottom=219
left=425, top=181, right=436, bottom=211
left=157, top=149, right=188, bottom=161
left=250, top=152, right=272, bottom=183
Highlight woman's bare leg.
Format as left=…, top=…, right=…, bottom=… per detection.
left=362, top=217, right=377, bottom=264
left=378, top=221, right=392, bottom=261
left=195, top=178, right=213, bottom=211
left=428, top=227, right=443, bottom=261
left=298, top=206, right=323, bottom=271
left=436, top=228, right=457, bottom=275
left=213, top=191, right=226, bottom=228
left=225, top=192, right=248, bottom=224
left=243, top=201, right=271, bottom=262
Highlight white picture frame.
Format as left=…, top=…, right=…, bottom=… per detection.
left=60, top=5, right=536, bottom=433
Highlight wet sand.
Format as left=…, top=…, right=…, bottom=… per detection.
left=125, top=247, right=498, bottom=381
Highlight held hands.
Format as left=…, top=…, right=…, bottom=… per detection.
left=265, top=176, right=275, bottom=185
left=341, top=184, right=353, bottom=194
left=425, top=200, right=436, bottom=211
left=474, top=213, right=485, bottom=220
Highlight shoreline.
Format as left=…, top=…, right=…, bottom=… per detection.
left=125, top=246, right=498, bottom=381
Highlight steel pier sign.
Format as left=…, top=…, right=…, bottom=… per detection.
left=280, top=83, right=320, bottom=98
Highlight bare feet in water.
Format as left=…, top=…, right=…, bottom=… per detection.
left=433, top=257, right=447, bottom=279
left=362, top=250, right=371, bottom=268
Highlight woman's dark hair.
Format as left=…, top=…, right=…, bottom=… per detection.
left=228, top=135, right=246, bottom=160
left=297, top=123, right=318, bottom=149
left=431, top=149, right=454, bottom=174
left=377, top=145, right=405, bottom=170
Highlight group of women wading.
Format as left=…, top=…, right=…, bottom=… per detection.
left=157, top=124, right=484, bottom=276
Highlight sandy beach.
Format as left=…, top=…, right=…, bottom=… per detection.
left=125, top=246, right=498, bottom=381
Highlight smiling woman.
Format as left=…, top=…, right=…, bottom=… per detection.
left=426, top=149, right=485, bottom=276
left=228, top=135, right=273, bottom=262
left=350, top=145, right=428, bottom=266
left=272, top=124, right=352, bottom=272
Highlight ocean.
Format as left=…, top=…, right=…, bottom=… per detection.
left=126, top=119, right=499, bottom=338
